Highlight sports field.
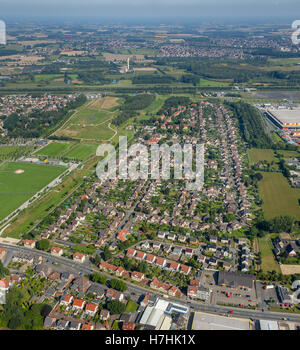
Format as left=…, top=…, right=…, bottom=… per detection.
left=63, top=143, right=98, bottom=161
left=0, top=161, right=65, bottom=221
left=258, top=172, right=300, bottom=220
left=35, top=142, right=72, bottom=158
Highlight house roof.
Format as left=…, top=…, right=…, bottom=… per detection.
left=73, top=298, right=85, bottom=307
left=85, top=303, right=98, bottom=312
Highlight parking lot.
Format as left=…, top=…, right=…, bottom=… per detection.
left=200, top=270, right=259, bottom=308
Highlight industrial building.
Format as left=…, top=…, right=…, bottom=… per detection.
left=217, top=271, right=255, bottom=290
left=192, top=311, right=252, bottom=330
left=265, top=108, right=300, bottom=129
left=139, top=298, right=189, bottom=330
left=259, top=320, right=279, bottom=331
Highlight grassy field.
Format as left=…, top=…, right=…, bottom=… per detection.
left=258, top=172, right=300, bottom=220
left=258, top=235, right=280, bottom=273
left=35, top=142, right=72, bottom=158
left=54, top=99, right=118, bottom=141
left=276, top=150, right=300, bottom=159
left=0, top=161, right=65, bottom=221
left=248, top=148, right=276, bottom=164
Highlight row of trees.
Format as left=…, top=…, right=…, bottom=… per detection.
left=225, top=101, right=273, bottom=148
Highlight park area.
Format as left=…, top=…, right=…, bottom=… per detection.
left=0, top=161, right=66, bottom=221
left=54, top=97, right=119, bottom=142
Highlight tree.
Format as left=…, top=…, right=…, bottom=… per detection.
left=102, top=246, right=112, bottom=261
left=0, top=261, right=9, bottom=278
left=91, top=272, right=107, bottom=285
left=110, top=279, right=127, bottom=292
left=36, top=239, right=50, bottom=251
left=269, top=215, right=295, bottom=233
left=107, top=300, right=126, bottom=315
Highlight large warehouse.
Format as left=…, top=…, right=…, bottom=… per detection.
left=192, top=312, right=252, bottom=330
left=265, top=108, right=300, bottom=129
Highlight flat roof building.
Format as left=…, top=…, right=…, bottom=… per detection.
left=217, top=271, right=255, bottom=289
left=192, top=312, right=251, bottom=330
left=266, top=108, right=300, bottom=129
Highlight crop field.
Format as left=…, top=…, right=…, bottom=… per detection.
left=35, top=142, right=72, bottom=158
left=248, top=148, right=276, bottom=164
left=258, top=172, right=300, bottom=220
left=89, top=96, right=120, bottom=110
left=63, top=143, right=98, bottom=161
left=0, top=161, right=65, bottom=221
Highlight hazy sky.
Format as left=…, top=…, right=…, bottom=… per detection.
left=1, top=0, right=300, bottom=21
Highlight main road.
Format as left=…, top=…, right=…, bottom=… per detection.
left=2, top=242, right=300, bottom=324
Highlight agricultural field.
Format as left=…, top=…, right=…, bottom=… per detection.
left=258, top=235, right=280, bottom=273
left=280, top=264, right=300, bottom=275
left=35, top=142, right=72, bottom=158
left=0, top=161, right=66, bottom=221
left=258, top=172, right=300, bottom=220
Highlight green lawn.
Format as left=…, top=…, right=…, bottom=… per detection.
left=0, top=162, right=65, bottom=221
left=125, top=300, right=139, bottom=313
left=258, top=172, right=300, bottom=220
left=258, top=235, right=280, bottom=273
left=248, top=148, right=276, bottom=164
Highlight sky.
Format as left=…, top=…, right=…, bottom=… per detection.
left=1, top=0, right=300, bottom=22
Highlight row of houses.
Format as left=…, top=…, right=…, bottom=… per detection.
left=126, top=248, right=192, bottom=275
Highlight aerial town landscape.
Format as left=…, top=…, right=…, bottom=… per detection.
left=0, top=0, right=300, bottom=337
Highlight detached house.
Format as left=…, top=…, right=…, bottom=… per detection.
left=23, top=240, right=36, bottom=249
left=73, top=252, right=86, bottom=263
left=50, top=247, right=63, bottom=257
left=85, top=303, right=98, bottom=317
left=72, top=298, right=85, bottom=311
left=131, top=271, right=145, bottom=282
